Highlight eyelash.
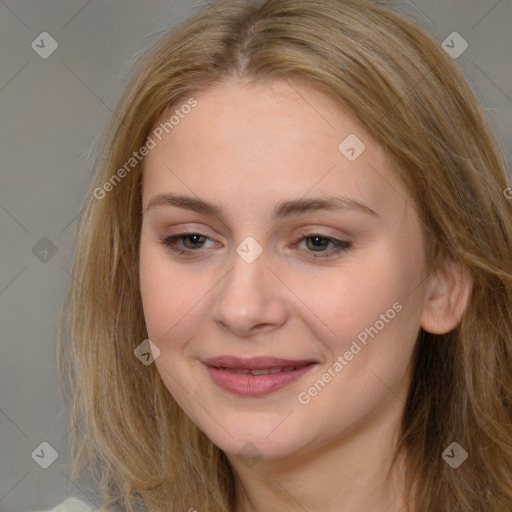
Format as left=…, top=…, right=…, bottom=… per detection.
left=160, top=231, right=352, bottom=259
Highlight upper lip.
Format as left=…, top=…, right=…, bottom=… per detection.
left=202, top=355, right=317, bottom=370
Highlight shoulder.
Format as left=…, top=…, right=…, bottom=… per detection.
left=41, top=497, right=96, bottom=512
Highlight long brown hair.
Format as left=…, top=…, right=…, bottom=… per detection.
left=57, top=1, right=512, bottom=510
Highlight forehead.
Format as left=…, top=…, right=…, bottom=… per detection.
left=142, top=79, right=410, bottom=222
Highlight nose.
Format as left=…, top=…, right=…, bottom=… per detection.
left=212, top=246, right=289, bottom=337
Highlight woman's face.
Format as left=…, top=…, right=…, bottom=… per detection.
left=139, top=79, right=429, bottom=461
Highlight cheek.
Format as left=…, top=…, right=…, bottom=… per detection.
left=300, top=255, right=409, bottom=340
left=313, top=241, right=424, bottom=363
left=139, top=240, right=199, bottom=346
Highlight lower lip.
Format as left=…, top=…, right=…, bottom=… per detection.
left=204, top=363, right=317, bottom=396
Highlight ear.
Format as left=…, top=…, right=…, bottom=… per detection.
left=420, top=256, right=473, bottom=335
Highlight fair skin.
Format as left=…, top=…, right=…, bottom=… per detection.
left=139, top=78, right=472, bottom=512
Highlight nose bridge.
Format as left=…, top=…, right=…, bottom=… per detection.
left=220, top=245, right=268, bottom=317
left=212, top=240, right=287, bottom=335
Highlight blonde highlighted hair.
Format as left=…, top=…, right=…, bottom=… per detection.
left=57, top=1, right=512, bottom=510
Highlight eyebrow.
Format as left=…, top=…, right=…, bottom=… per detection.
left=144, top=193, right=380, bottom=219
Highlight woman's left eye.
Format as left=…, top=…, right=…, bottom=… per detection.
left=160, top=232, right=352, bottom=258
left=295, top=233, right=352, bottom=257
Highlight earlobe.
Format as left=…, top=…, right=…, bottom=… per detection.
left=420, top=257, right=473, bottom=335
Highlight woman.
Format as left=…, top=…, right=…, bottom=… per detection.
left=57, top=0, right=512, bottom=511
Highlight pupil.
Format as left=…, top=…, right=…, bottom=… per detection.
left=309, top=236, right=327, bottom=249
left=186, top=235, right=203, bottom=247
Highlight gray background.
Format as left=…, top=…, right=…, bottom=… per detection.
left=1, top=1, right=510, bottom=511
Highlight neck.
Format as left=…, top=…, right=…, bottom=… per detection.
left=228, top=392, right=410, bottom=512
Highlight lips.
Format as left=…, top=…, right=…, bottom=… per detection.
left=203, top=355, right=316, bottom=371
left=202, top=355, right=318, bottom=396
left=222, top=364, right=309, bottom=375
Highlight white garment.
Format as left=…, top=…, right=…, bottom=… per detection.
left=45, top=497, right=95, bottom=512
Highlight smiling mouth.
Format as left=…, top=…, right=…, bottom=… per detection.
left=202, top=357, right=317, bottom=396
left=215, top=363, right=311, bottom=375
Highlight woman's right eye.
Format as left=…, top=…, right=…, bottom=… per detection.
left=161, top=233, right=216, bottom=255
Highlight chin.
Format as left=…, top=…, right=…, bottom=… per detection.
left=202, top=418, right=314, bottom=463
